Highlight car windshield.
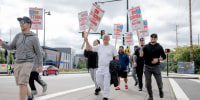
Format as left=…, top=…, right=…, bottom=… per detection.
left=43, top=66, right=49, bottom=69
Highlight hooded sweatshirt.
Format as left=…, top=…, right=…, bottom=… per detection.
left=32, top=47, right=44, bottom=71
left=2, top=32, right=42, bottom=67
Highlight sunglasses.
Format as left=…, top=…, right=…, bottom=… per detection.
left=19, top=21, right=27, bottom=24
left=151, top=36, right=157, bottom=38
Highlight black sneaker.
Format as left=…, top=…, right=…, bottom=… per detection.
left=147, top=96, right=153, bottom=100
left=103, top=97, right=108, bottom=100
left=135, top=82, right=138, bottom=86
left=95, top=88, right=101, bottom=95
left=159, top=89, right=164, bottom=98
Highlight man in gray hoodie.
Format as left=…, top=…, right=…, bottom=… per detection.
left=0, top=16, right=42, bottom=100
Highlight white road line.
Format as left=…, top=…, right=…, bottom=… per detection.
left=169, top=78, right=189, bottom=100
left=190, top=79, right=200, bottom=83
left=35, top=85, right=94, bottom=100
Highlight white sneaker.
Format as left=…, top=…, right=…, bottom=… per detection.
left=31, top=90, right=37, bottom=95
left=43, top=85, right=47, bottom=93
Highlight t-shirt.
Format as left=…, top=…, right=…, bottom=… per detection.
left=93, top=44, right=118, bottom=68
left=134, top=48, right=144, bottom=65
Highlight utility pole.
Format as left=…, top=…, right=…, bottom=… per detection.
left=176, top=25, right=178, bottom=48
left=127, top=0, right=129, bottom=32
left=189, top=0, right=193, bottom=62
left=198, top=33, right=199, bottom=46
left=10, top=29, right=11, bottom=43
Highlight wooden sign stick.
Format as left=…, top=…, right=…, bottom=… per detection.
left=81, top=27, right=91, bottom=49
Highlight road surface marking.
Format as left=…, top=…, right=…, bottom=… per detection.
left=169, top=78, right=189, bottom=100
left=35, top=85, right=94, bottom=100
left=190, top=79, right=200, bottom=83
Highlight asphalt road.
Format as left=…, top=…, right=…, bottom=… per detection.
left=174, top=78, right=200, bottom=100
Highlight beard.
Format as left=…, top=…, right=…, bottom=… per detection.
left=21, top=27, right=26, bottom=32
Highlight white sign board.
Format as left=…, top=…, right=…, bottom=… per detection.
left=128, top=6, right=143, bottom=31
left=113, top=24, right=123, bottom=39
left=29, top=8, right=43, bottom=30
left=87, top=3, right=105, bottom=32
left=78, top=11, right=88, bottom=31
left=139, top=20, right=149, bottom=38
left=124, top=32, right=134, bottom=46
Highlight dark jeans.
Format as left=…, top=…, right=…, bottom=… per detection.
left=136, top=64, right=144, bottom=89
left=144, top=65, right=163, bottom=97
left=29, top=71, right=46, bottom=91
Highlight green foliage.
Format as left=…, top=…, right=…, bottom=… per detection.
left=77, top=58, right=86, bottom=69
left=0, top=50, right=6, bottom=64
left=167, top=45, right=200, bottom=73
left=8, top=51, right=14, bottom=64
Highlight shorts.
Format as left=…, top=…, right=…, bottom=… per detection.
left=118, top=70, right=127, bottom=78
left=14, top=62, right=33, bottom=85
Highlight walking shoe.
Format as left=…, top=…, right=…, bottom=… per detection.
left=138, top=87, right=142, bottom=91
left=103, top=97, right=108, bottom=100
left=159, top=89, right=164, bottom=98
left=42, top=84, right=47, bottom=93
left=125, top=85, right=128, bottom=89
left=147, top=96, right=153, bottom=100
left=27, top=94, right=34, bottom=100
left=31, top=90, right=37, bottom=95
left=95, top=88, right=101, bottom=95
left=135, top=82, right=138, bottom=86
left=115, top=87, right=120, bottom=90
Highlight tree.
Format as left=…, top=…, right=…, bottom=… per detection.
left=0, top=50, right=6, bottom=64
left=167, top=45, right=200, bottom=73
left=8, top=51, right=14, bottom=64
left=77, top=58, right=86, bottom=69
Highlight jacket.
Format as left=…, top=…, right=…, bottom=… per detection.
left=84, top=50, right=98, bottom=69
left=2, top=32, right=42, bottom=67
left=143, top=42, right=166, bottom=66
left=118, top=52, right=129, bottom=71
left=109, top=60, right=120, bottom=87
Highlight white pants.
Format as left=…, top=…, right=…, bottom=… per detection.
left=96, top=67, right=111, bottom=98
left=89, top=68, right=99, bottom=89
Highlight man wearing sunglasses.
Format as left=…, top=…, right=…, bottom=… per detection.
left=0, top=16, right=42, bottom=100
left=140, top=33, right=166, bottom=100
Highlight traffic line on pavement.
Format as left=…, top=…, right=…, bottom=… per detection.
left=35, top=85, right=95, bottom=100
left=169, top=78, right=189, bottom=100
left=190, top=79, right=200, bottom=83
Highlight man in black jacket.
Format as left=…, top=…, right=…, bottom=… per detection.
left=84, top=39, right=101, bottom=95
left=140, top=33, right=166, bottom=100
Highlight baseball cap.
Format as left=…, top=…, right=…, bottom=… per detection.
left=150, top=33, right=157, bottom=38
left=140, top=38, right=144, bottom=41
left=17, top=16, right=32, bottom=25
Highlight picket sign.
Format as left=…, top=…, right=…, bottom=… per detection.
left=81, top=4, right=105, bottom=49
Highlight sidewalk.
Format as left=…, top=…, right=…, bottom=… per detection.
left=46, top=77, right=175, bottom=100
left=162, top=72, right=200, bottom=79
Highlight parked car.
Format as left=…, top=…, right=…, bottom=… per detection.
left=42, top=65, right=59, bottom=76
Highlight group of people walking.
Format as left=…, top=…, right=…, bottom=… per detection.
left=0, top=16, right=166, bottom=100
left=84, top=32, right=166, bottom=100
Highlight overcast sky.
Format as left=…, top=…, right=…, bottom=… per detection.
left=0, top=0, right=200, bottom=54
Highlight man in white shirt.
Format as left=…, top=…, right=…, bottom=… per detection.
left=85, top=34, right=118, bottom=100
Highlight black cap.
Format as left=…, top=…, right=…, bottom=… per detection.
left=150, top=33, right=157, bottom=38
left=17, top=16, right=32, bottom=25
left=140, top=38, right=144, bottom=41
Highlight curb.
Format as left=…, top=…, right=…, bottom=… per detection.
left=163, top=76, right=199, bottom=79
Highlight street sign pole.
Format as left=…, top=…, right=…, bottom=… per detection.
left=167, top=53, right=169, bottom=76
